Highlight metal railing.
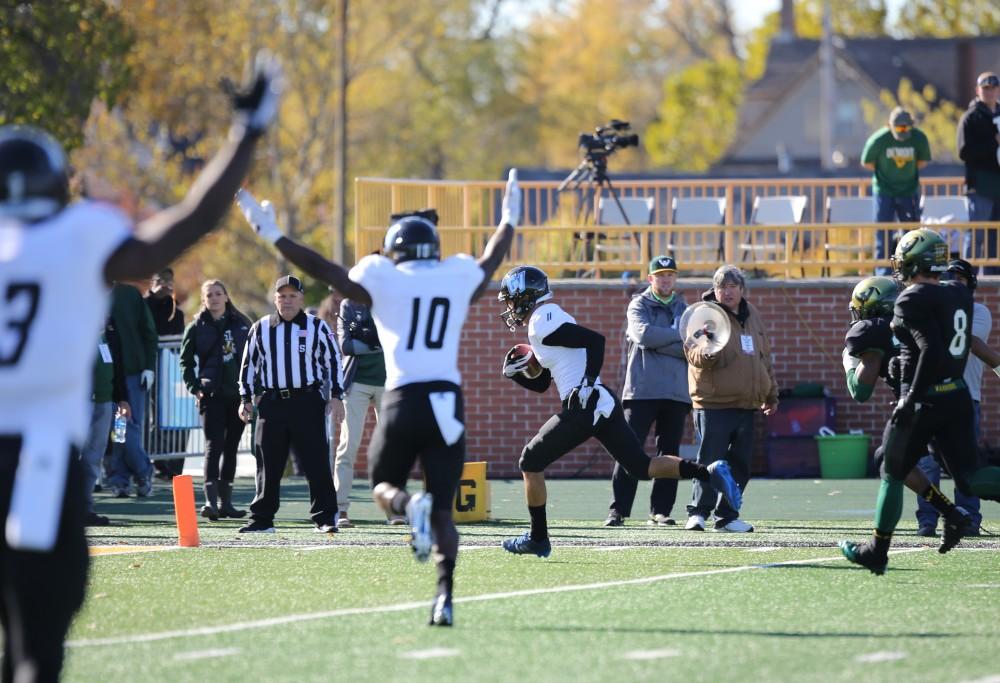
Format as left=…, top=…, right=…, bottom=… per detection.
left=355, top=176, right=999, bottom=277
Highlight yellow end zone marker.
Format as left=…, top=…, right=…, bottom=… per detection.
left=89, top=546, right=176, bottom=556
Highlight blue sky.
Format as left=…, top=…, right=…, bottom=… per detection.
left=731, top=0, right=907, bottom=32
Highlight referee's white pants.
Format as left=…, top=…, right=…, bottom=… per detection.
left=332, top=382, right=383, bottom=512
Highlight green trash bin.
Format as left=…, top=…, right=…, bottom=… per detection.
left=815, top=433, right=870, bottom=478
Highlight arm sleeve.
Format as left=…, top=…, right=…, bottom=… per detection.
left=861, top=132, right=879, bottom=165
left=139, top=298, right=158, bottom=371
left=845, top=368, right=875, bottom=403
left=108, top=328, right=128, bottom=405
left=509, top=367, right=553, bottom=393
left=239, top=321, right=261, bottom=399
left=542, top=322, right=605, bottom=379
left=179, top=324, right=199, bottom=395
left=917, top=131, right=932, bottom=162
left=626, top=298, right=682, bottom=351
left=317, top=319, right=344, bottom=399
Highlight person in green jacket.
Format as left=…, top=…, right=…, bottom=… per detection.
left=180, top=280, right=252, bottom=520
left=80, top=315, right=130, bottom=526
left=107, top=282, right=158, bottom=497
left=861, top=107, right=931, bottom=272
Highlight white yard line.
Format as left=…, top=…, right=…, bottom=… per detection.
left=67, top=547, right=926, bottom=649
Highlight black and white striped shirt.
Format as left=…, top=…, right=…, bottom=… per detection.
left=239, top=311, right=344, bottom=399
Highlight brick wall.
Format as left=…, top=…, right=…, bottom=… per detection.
left=341, top=278, right=1000, bottom=479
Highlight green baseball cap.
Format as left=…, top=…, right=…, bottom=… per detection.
left=648, top=255, right=677, bottom=275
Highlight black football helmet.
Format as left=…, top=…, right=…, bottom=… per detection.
left=849, top=276, right=898, bottom=322
left=945, top=258, right=977, bottom=291
left=498, top=265, right=552, bottom=330
left=0, top=125, right=69, bottom=222
left=382, top=214, right=440, bottom=263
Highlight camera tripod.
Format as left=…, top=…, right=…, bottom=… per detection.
left=557, top=153, right=642, bottom=277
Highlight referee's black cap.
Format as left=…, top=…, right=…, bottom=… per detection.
left=274, top=275, right=304, bottom=293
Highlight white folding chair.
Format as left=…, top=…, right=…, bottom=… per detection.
left=740, top=196, right=807, bottom=272
left=920, top=196, right=968, bottom=257
left=593, top=196, right=654, bottom=266
left=823, top=197, right=876, bottom=274
left=668, top=197, right=725, bottom=264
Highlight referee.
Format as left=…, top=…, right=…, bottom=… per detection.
left=238, top=275, right=343, bottom=533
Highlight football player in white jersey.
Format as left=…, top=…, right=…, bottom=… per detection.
left=0, top=53, right=282, bottom=681
left=497, top=265, right=742, bottom=557
left=236, top=170, right=520, bottom=627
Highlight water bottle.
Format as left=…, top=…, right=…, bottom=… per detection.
left=112, top=413, right=127, bottom=444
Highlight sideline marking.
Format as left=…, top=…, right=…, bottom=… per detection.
left=67, top=547, right=925, bottom=648
left=174, top=648, right=241, bottom=661
left=855, top=651, right=906, bottom=663
left=399, top=648, right=461, bottom=660
left=89, top=546, right=178, bottom=556
left=621, top=648, right=681, bottom=660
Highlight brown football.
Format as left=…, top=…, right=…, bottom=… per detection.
left=507, top=343, right=542, bottom=379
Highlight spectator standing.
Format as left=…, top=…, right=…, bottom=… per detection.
left=958, top=72, right=1000, bottom=274
left=605, top=255, right=691, bottom=528
left=237, top=275, right=343, bottom=534
left=180, top=280, right=252, bottom=521
left=914, top=259, right=990, bottom=536
left=683, top=265, right=778, bottom=533
left=320, top=294, right=394, bottom=529
left=80, top=315, right=130, bottom=526
left=861, top=107, right=931, bottom=272
left=145, top=267, right=187, bottom=479
left=107, top=281, right=158, bottom=497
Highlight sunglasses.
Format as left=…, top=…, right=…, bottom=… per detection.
left=893, top=125, right=911, bottom=132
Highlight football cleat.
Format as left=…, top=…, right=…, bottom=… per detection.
left=838, top=540, right=887, bottom=576
left=706, top=460, right=742, bottom=511
left=429, top=594, right=453, bottom=627
left=939, top=506, right=971, bottom=555
left=406, top=492, right=434, bottom=562
left=501, top=531, right=552, bottom=558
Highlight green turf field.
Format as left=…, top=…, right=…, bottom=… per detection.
left=70, top=478, right=1000, bottom=683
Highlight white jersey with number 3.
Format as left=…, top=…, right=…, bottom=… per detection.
left=349, top=254, right=483, bottom=391
left=528, top=302, right=592, bottom=400
left=0, top=201, right=131, bottom=443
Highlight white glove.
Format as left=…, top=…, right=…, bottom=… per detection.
left=236, top=188, right=283, bottom=244
left=140, top=370, right=155, bottom=392
left=231, top=51, right=284, bottom=135
left=500, top=168, right=521, bottom=229
left=502, top=354, right=532, bottom=378
left=568, top=376, right=597, bottom=410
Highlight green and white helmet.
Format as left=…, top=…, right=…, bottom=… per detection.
left=849, top=276, right=898, bottom=322
left=890, top=228, right=948, bottom=281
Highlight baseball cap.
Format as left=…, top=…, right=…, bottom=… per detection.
left=274, top=275, right=304, bottom=293
left=648, top=255, right=678, bottom=275
left=977, top=72, right=1000, bottom=88
left=889, top=107, right=913, bottom=128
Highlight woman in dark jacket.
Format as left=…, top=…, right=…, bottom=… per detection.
left=179, top=280, right=252, bottom=520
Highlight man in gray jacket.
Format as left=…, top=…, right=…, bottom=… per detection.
left=604, top=256, right=692, bottom=526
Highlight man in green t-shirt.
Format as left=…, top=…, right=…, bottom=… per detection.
left=861, top=107, right=932, bottom=271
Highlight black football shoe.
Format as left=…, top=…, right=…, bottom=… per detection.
left=429, top=594, right=453, bottom=627
left=940, top=506, right=971, bottom=554
left=838, top=540, right=888, bottom=576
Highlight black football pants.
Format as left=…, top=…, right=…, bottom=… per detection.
left=0, top=437, right=89, bottom=683
left=609, top=399, right=690, bottom=518
left=250, top=391, right=337, bottom=526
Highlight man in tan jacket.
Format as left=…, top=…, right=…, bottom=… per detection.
left=683, top=265, right=778, bottom=532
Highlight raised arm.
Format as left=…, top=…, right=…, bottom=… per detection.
left=472, top=169, right=520, bottom=303
left=235, top=189, right=372, bottom=306
left=104, top=53, right=283, bottom=284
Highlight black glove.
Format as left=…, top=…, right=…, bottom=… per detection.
left=349, top=321, right=380, bottom=348
left=891, top=394, right=918, bottom=427
left=226, top=51, right=284, bottom=136
left=567, top=376, right=598, bottom=410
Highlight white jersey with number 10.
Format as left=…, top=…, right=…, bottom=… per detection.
left=349, top=254, right=484, bottom=391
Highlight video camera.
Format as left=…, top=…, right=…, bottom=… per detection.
left=577, top=119, right=639, bottom=158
